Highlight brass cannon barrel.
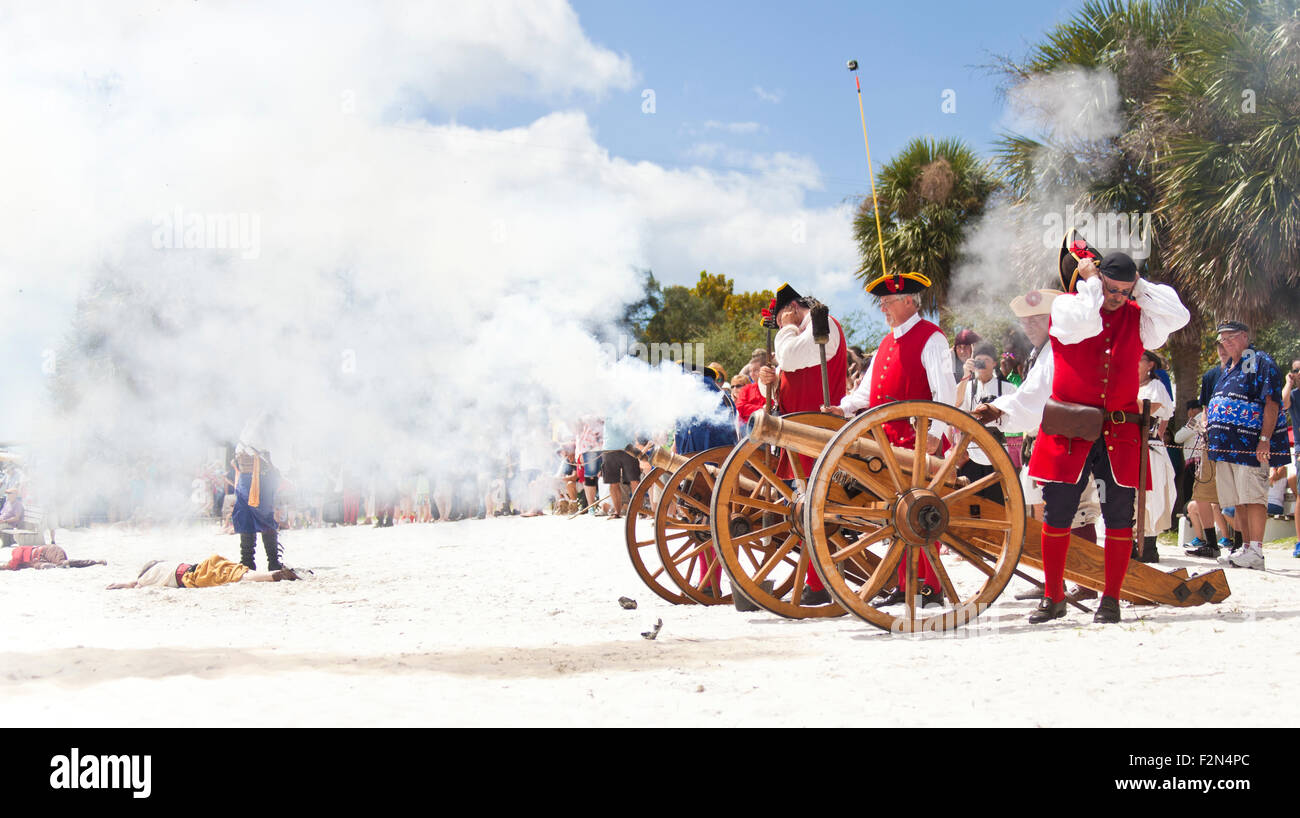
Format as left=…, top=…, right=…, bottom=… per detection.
left=748, top=411, right=958, bottom=487
left=650, top=449, right=691, bottom=473
left=651, top=447, right=766, bottom=495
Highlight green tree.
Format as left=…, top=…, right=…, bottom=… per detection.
left=690, top=270, right=734, bottom=313
left=642, top=286, right=722, bottom=346
left=853, top=136, right=1000, bottom=321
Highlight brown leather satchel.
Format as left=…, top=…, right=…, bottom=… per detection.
left=1041, top=398, right=1105, bottom=441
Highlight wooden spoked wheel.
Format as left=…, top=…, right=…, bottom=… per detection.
left=709, top=412, right=856, bottom=619
left=654, top=446, right=737, bottom=605
left=624, top=467, right=694, bottom=605
left=803, top=400, right=1025, bottom=633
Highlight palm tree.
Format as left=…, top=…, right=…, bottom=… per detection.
left=853, top=136, right=999, bottom=319
left=1153, top=0, right=1300, bottom=322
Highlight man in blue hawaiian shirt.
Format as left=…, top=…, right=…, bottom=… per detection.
left=1206, top=320, right=1292, bottom=569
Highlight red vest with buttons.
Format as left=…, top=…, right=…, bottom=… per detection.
left=1027, top=299, right=1151, bottom=489
left=871, top=319, right=944, bottom=447
left=776, top=318, right=848, bottom=479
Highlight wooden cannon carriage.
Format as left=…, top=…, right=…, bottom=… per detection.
left=624, top=401, right=1231, bottom=633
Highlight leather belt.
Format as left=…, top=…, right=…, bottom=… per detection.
left=1107, top=410, right=1145, bottom=425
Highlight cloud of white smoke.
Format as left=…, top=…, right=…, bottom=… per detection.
left=0, top=1, right=856, bottom=519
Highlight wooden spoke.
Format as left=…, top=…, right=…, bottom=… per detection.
left=923, top=542, right=960, bottom=604
left=791, top=547, right=809, bottom=605
left=673, top=491, right=712, bottom=516
left=752, top=535, right=799, bottom=584
left=662, top=521, right=712, bottom=532
left=940, top=472, right=1005, bottom=506
left=746, top=457, right=796, bottom=501
left=823, top=503, right=891, bottom=521
left=938, top=532, right=996, bottom=578
left=696, top=465, right=716, bottom=493
left=904, top=546, right=919, bottom=620
left=830, top=524, right=894, bottom=563
left=856, top=539, right=905, bottom=601
left=946, top=515, right=1013, bottom=532
left=672, top=539, right=715, bottom=566
left=728, top=519, right=791, bottom=547
left=927, top=430, right=971, bottom=491
left=912, top=416, right=930, bottom=488
left=728, top=494, right=789, bottom=515
left=870, top=425, right=907, bottom=493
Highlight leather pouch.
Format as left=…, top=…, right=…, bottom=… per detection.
left=1041, top=398, right=1104, bottom=441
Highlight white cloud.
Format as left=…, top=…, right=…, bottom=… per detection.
left=0, top=1, right=859, bottom=510
left=753, top=85, right=784, bottom=104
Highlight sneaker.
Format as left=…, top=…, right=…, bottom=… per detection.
left=1293, top=542, right=1300, bottom=558
left=1217, top=543, right=1241, bottom=566
left=1216, top=537, right=1233, bottom=550
left=1227, top=545, right=1265, bottom=570
left=1183, top=537, right=1207, bottom=553
left=1184, top=539, right=1221, bottom=559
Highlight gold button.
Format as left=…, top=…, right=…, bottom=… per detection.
left=1108, top=446, right=1114, bottom=451
left=1102, top=378, right=1108, bottom=383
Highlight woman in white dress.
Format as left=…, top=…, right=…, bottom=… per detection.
left=1136, top=350, right=1176, bottom=562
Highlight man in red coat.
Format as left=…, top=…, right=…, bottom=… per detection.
left=824, top=271, right=956, bottom=608
left=756, top=283, right=847, bottom=604
left=1016, top=250, right=1188, bottom=624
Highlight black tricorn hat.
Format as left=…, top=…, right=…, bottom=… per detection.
left=863, top=271, right=931, bottom=296
left=772, top=282, right=802, bottom=314
left=1058, top=228, right=1101, bottom=293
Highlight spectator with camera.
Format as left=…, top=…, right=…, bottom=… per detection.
left=954, top=343, right=1017, bottom=503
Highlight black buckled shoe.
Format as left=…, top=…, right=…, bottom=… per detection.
left=872, top=588, right=905, bottom=608
left=919, top=585, right=944, bottom=609
left=800, top=587, right=832, bottom=606
left=1093, top=595, right=1121, bottom=624
left=1027, top=596, right=1068, bottom=624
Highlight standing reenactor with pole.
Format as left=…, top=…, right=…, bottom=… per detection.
left=755, top=283, right=847, bottom=605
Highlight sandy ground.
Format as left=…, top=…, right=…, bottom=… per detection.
left=2, top=515, right=1298, bottom=728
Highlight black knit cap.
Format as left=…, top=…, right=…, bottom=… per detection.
left=1097, top=252, right=1137, bottom=282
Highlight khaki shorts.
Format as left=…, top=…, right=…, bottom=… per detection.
left=1190, top=465, right=1219, bottom=504
left=1214, top=460, right=1270, bottom=507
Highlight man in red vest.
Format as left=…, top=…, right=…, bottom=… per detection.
left=823, top=271, right=956, bottom=608
left=996, top=250, right=1188, bottom=624
left=756, top=283, right=848, bottom=604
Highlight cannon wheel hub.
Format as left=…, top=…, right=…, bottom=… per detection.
left=894, top=488, right=949, bottom=544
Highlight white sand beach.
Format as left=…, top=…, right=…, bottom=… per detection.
left=3, top=515, right=1296, bottom=728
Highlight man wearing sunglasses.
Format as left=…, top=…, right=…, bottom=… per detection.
left=1018, top=251, right=1189, bottom=624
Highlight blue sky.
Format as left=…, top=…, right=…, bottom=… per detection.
left=442, top=0, right=1078, bottom=216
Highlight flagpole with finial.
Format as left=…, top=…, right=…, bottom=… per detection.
left=848, top=59, right=889, bottom=282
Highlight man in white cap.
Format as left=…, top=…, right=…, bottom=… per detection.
left=1206, top=319, right=1292, bottom=569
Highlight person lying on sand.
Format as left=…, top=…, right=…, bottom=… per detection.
left=2, top=545, right=106, bottom=571
left=106, top=554, right=308, bottom=589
